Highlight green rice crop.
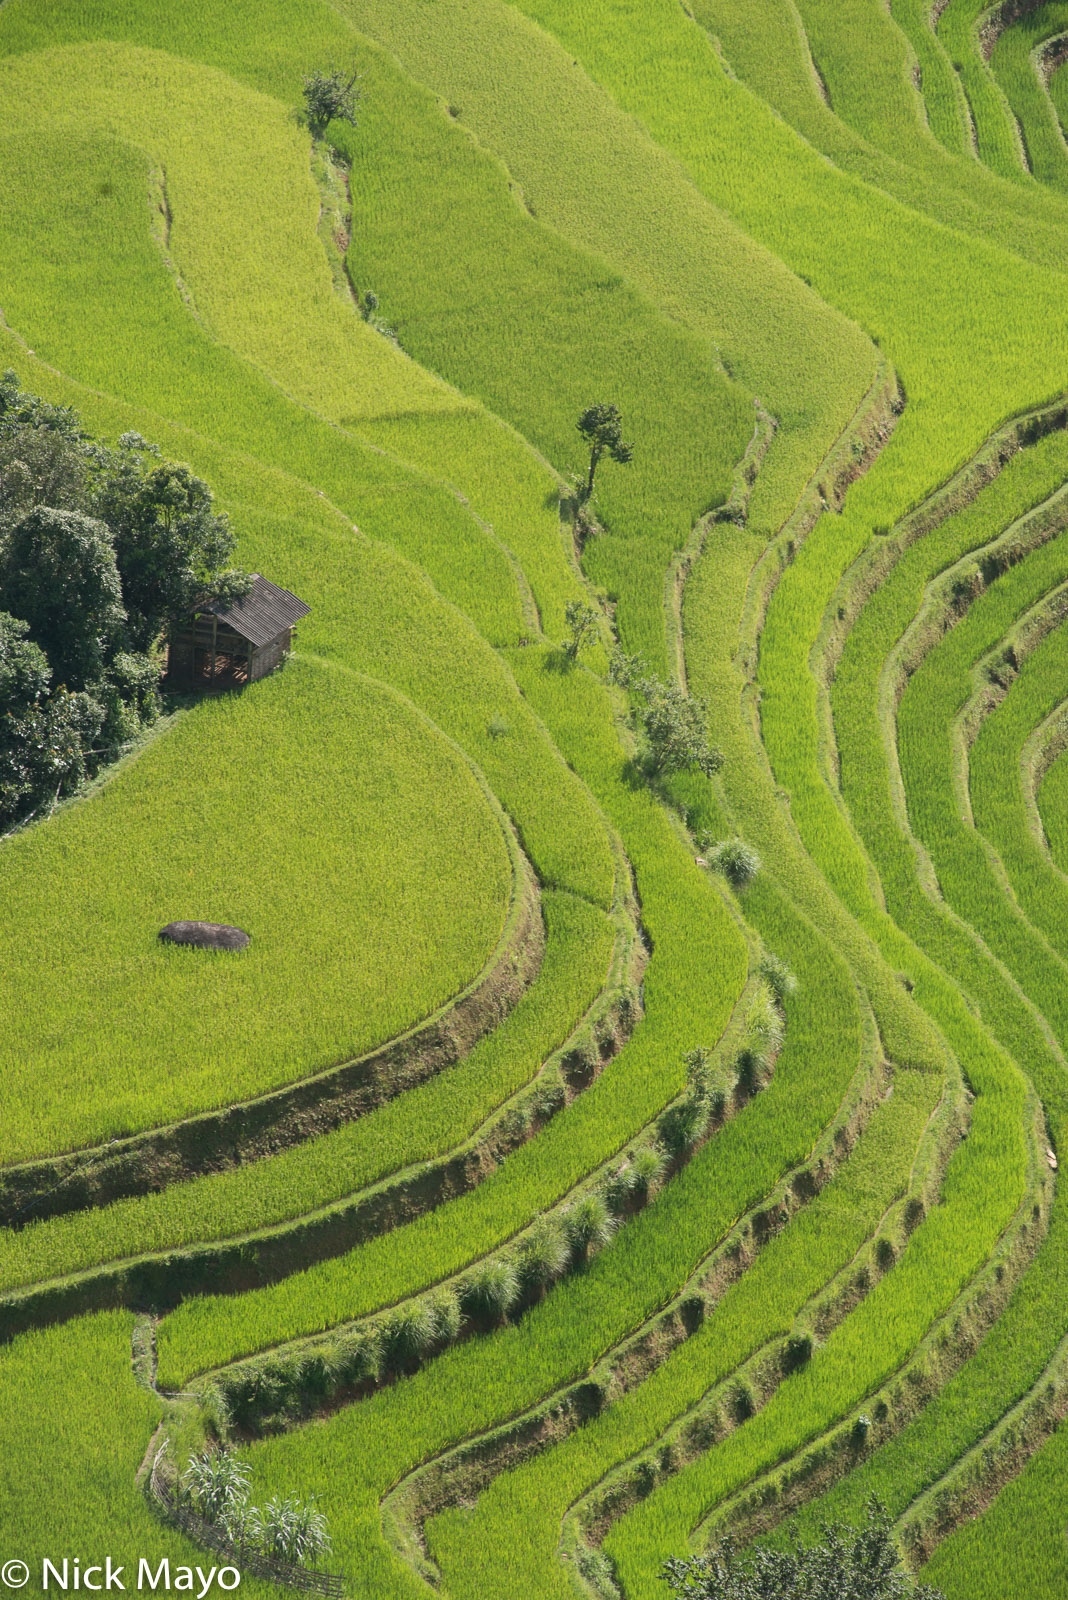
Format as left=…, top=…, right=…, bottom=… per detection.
left=0, top=123, right=626, bottom=1136
left=156, top=648, right=749, bottom=1382
left=830, top=429, right=1068, bottom=1117
left=970, top=612, right=1068, bottom=964
left=604, top=1037, right=1028, bottom=1597
left=1049, top=54, right=1068, bottom=147
left=0, top=17, right=755, bottom=664
left=0, top=324, right=618, bottom=910
left=889, top=0, right=973, bottom=155
left=694, top=0, right=1068, bottom=263
left=5, top=0, right=1068, bottom=1584
left=425, top=1065, right=937, bottom=1600
left=0, top=656, right=513, bottom=1162
left=0, top=891, right=612, bottom=1294
left=990, top=3, right=1068, bottom=194
left=0, top=63, right=525, bottom=651
left=194, top=842, right=863, bottom=1600
left=1037, top=738, right=1068, bottom=865
left=0, top=1313, right=283, bottom=1600
left=898, top=528, right=1068, bottom=1048
left=937, top=0, right=1030, bottom=178
left=772, top=1110, right=1068, bottom=1554
left=922, top=1408, right=1068, bottom=1597
left=327, top=0, right=873, bottom=547
left=0, top=0, right=874, bottom=550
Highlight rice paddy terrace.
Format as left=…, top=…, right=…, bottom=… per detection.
left=6, top=0, right=1068, bottom=1595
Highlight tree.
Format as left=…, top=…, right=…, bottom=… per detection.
left=577, top=403, right=633, bottom=501
left=0, top=611, right=104, bottom=828
left=563, top=599, right=598, bottom=660
left=0, top=378, right=250, bottom=822
left=660, top=1500, right=946, bottom=1600
left=0, top=609, right=49, bottom=710
left=0, top=506, right=125, bottom=689
left=639, top=679, right=722, bottom=778
left=608, top=648, right=722, bottom=778
left=92, top=455, right=246, bottom=652
left=301, top=65, right=362, bottom=138
left=0, top=371, right=87, bottom=529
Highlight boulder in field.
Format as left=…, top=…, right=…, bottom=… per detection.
left=159, top=921, right=250, bottom=952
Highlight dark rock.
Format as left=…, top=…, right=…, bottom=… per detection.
left=159, top=921, right=250, bottom=952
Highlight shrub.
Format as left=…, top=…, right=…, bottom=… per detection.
left=744, top=981, right=784, bottom=1057
left=708, top=838, right=761, bottom=889
left=757, top=952, right=797, bottom=1002
left=782, top=1333, right=813, bottom=1374
left=630, top=1142, right=668, bottom=1196
left=180, top=1449, right=250, bottom=1521
left=661, top=1499, right=947, bottom=1598
left=639, top=678, right=722, bottom=777
left=684, top=1045, right=713, bottom=1102
left=331, top=1327, right=380, bottom=1389
left=730, top=1383, right=755, bottom=1423
left=517, top=1215, right=570, bottom=1293
left=602, top=1163, right=638, bottom=1215
left=219, top=1498, right=263, bottom=1551
left=563, top=1192, right=617, bottom=1262
left=533, top=1065, right=567, bottom=1119
left=259, top=1492, right=331, bottom=1565
left=459, top=1256, right=521, bottom=1324
left=657, top=1095, right=709, bottom=1158
left=380, top=1298, right=438, bottom=1374
left=563, top=599, right=598, bottom=660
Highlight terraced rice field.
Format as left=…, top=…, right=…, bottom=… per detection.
left=5, top=0, right=1068, bottom=1595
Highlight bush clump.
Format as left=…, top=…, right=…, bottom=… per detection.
left=609, top=648, right=722, bottom=778
left=757, top=951, right=797, bottom=1002
left=179, top=1450, right=331, bottom=1569
left=708, top=838, right=761, bottom=889
left=662, top=1498, right=947, bottom=1598
left=459, top=1257, right=521, bottom=1324
left=0, top=374, right=248, bottom=831
left=380, top=1299, right=438, bottom=1374
left=563, top=1191, right=617, bottom=1263
left=517, top=1215, right=570, bottom=1295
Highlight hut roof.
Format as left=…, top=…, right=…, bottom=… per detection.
left=205, top=575, right=310, bottom=648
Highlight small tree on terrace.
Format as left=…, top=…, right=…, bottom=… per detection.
left=577, top=402, right=633, bottom=502
left=640, top=679, right=722, bottom=778
left=660, top=1500, right=946, bottom=1600
left=608, top=647, right=722, bottom=779
left=563, top=599, right=598, bottom=660
left=301, top=65, right=362, bottom=138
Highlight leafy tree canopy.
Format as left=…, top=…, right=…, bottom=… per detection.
left=577, top=402, right=633, bottom=501
left=301, top=65, right=362, bottom=138
left=0, top=373, right=247, bottom=830
left=0, top=506, right=125, bottom=690
left=610, top=648, right=722, bottom=777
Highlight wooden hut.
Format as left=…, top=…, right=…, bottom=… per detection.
left=166, top=575, right=310, bottom=690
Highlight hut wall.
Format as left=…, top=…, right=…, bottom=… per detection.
left=249, top=629, right=292, bottom=683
